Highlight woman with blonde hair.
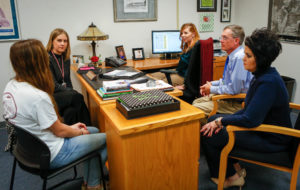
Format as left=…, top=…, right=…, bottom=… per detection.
left=151, top=23, right=200, bottom=88
left=46, top=28, right=91, bottom=126
left=3, top=39, right=107, bottom=190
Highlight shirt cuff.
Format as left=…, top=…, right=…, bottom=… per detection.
left=210, top=86, right=218, bottom=94
left=211, top=81, right=219, bottom=86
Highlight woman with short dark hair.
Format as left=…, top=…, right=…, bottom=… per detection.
left=200, top=28, right=292, bottom=188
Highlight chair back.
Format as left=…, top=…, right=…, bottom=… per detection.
left=290, top=111, right=300, bottom=161
left=199, top=38, right=214, bottom=86
left=12, top=123, right=51, bottom=171
left=184, top=38, right=213, bottom=100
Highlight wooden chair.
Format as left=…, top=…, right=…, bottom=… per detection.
left=217, top=103, right=300, bottom=190
left=208, top=93, right=247, bottom=117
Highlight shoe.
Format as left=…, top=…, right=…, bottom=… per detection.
left=86, top=185, right=104, bottom=190
left=224, top=176, right=245, bottom=190
left=210, top=177, right=218, bottom=185
left=237, top=168, right=246, bottom=178
left=81, top=183, right=87, bottom=190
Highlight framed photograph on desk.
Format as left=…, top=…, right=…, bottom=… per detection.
left=132, top=48, right=145, bottom=60
left=72, top=55, right=84, bottom=64
left=115, top=45, right=127, bottom=60
left=113, top=0, right=157, bottom=22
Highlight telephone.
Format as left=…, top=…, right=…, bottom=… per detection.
left=105, top=56, right=126, bottom=67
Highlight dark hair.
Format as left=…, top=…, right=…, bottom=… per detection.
left=224, top=25, right=245, bottom=45
left=245, top=28, right=282, bottom=74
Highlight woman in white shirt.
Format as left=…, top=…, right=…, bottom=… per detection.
left=3, top=39, right=106, bottom=190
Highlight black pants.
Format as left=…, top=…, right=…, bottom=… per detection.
left=202, top=114, right=290, bottom=178
left=54, top=89, right=91, bottom=125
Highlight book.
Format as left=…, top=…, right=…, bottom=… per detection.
left=130, top=80, right=174, bottom=92
left=97, top=88, right=133, bottom=98
left=98, top=87, right=133, bottom=95
left=102, top=80, right=130, bottom=92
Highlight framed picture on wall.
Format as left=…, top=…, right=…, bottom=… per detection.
left=115, top=45, right=127, bottom=60
left=113, top=0, right=157, bottom=22
left=132, top=48, right=145, bottom=60
left=0, top=0, right=21, bottom=41
left=220, top=0, right=231, bottom=22
left=197, top=0, right=217, bottom=12
left=268, top=0, right=300, bottom=43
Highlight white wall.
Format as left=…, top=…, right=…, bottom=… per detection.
left=235, top=0, right=300, bottom=102
left=0, top=0, right=299, bottom=119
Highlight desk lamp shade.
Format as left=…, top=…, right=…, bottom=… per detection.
left=77, top=22, right=109, bottom=57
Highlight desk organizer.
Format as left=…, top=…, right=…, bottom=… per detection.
left=116, top=90, right=180, bottom=119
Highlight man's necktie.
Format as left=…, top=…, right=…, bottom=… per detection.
left=222, top=56, right=229, bottom=79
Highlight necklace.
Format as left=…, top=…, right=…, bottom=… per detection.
left=51, top=51, right=66, bottom=87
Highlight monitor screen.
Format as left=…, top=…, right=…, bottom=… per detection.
left=152, top=30, right=182, bottom=54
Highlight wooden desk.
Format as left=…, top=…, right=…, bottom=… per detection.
left=125, top=57, right=179, bottom=72
left=71, top=65, right=183, bottom=131
left=102, top=99, right=205, bottom=190
left=125, top=56, right=226, bottom=80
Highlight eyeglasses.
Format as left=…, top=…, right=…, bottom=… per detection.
left=219, top=36, right=235, bottom=41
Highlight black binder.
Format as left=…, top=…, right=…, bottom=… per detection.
left=116, top=90, right=180, bottom=119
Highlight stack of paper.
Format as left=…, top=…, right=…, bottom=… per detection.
left=130, top=80, right=174, bottom=92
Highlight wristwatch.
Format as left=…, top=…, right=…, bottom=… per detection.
left=214, top=117, right=223, bottom=129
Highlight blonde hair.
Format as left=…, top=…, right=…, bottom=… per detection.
left=180, top=23, right=200, bottom=53
left=46, top=28, right=70, bottom=61
left=10, top=39, right=61, bottom=119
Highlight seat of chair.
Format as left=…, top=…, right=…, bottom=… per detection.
left=230, top=147, right=293, bottom=168
left=16, top=150, right=99, bottom=179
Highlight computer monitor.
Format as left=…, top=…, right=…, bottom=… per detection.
left=152, top=30, right=182, bottom=59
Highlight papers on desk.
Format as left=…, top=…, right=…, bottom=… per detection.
left=130, top=80, right=174, bottom=92
left=102, top=69, right=143, bottom=79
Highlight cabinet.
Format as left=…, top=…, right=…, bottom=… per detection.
left=213, top=56, right=226, bottom=81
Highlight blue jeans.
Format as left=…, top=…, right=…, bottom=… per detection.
left=50, top=127, right=107, bottom=187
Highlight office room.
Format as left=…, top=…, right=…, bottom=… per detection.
left=0, top=0, right=300, bottom=189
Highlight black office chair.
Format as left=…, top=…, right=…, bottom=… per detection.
left=217, top=103, right=300, bottom=190
left=8, top=122, right=106, bottom=190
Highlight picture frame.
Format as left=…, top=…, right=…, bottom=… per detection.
left=132, top=48, right=145, bottom=60
left=115, top=45, right=127, bottom=60
left=268, top=0, right=300, bottom=43
left=113, top=0, right=157, bottom=22
left=197, top=0, right=217, bottom=12
left=0, top=0, right=21, bottom=41
left=220, top=0, right=231, bottom=22
left=72, top=55, right=84, bottom=64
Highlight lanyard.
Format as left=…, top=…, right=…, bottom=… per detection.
left=51, top=51, right=64, bottom=80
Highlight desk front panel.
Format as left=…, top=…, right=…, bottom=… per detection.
left=102, top=101, right=203, bottom=190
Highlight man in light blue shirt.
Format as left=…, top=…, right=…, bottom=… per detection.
left=193, top=25, right=253, bottom=123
